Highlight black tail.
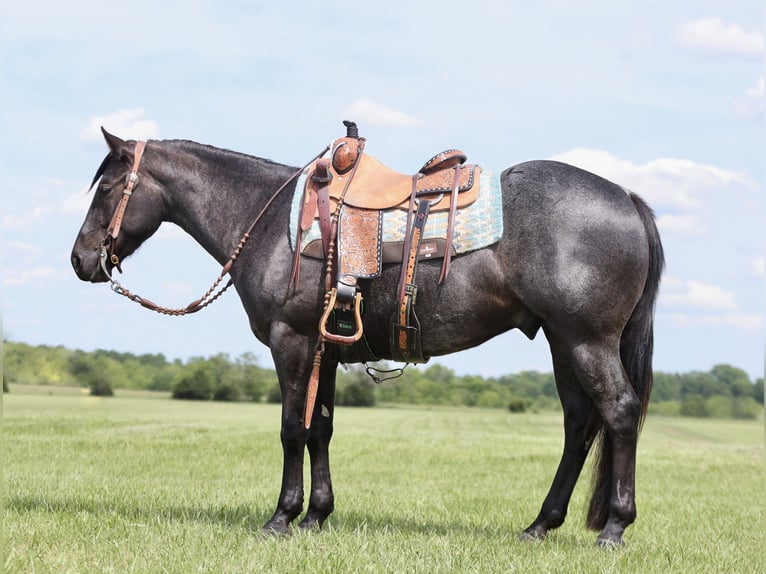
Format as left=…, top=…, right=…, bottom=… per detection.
left=586, top=193, right=665, bottom=530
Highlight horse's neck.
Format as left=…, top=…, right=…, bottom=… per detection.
left=159, top=142, right=294, bottom=265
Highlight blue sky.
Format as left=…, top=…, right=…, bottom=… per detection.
left=1, top=1, right=763, bottom=381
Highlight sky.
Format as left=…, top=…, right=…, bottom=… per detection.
left=1, top=1, right=763, bottom=382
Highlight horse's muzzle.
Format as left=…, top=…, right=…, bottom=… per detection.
left=71, top=250, right=109, bottom=283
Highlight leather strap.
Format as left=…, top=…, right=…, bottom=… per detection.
left=314, top=159, right=333, bottom=258
left=438, top=163, right=462, bottom=283
left=397, top=176, right=420, bottom=302
left=291, top=159, right=332, bottom=290
left=107, top=140, right=146, bottom=241
left=396, top=198, right=431, bottom=355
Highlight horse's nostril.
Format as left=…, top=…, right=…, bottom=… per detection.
left=71, top=253, right=81, bottom=273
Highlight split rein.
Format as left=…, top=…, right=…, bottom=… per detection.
left=99, top=141, right=330, bottom=316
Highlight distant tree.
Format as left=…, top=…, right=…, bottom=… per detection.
left=732, top=397, right=761, bottom=420
left=476, top=390, right=502, bottom=408
left=89, top=378, right=114, bottom=397
left=338, top=380, right=376, bottom=407
left=651, top=372, right=683, bottom=402
left=679, top=372, right=725, bottom=400
left=753, top=378, right=764, bottom=405
left=704, top=395, right=733, bottom=418
left=3, top=374, right=8, bottom=393
left=213, top=381, right=242, bottom=402
left=680, top=394, right=709, bottom=418
left=336, top=366, right=376, bottom=407
left=205, top=353, right=235, bottom=401
left=507, top=396, right=528, bottom=413
left=69, top=350, right=117, bottom=390
left=236, top=353, right=276, bottom=402
left=650, top=401, right=681, bottom=417
left=137, top=353, right=168, bottom=368
left=266, top=383, right=282, bottom=404
left=422, top=364, right=456, bottom=385
left=172, top=365, right=213, bottom=400
left=710, top=364, right=753, bottom=398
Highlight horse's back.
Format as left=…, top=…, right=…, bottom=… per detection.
left=501, top=160, right=641, bottom=219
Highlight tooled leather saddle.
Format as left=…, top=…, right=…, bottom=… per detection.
left=291, top=121, right=483, bottom=364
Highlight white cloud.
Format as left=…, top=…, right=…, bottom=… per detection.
left=61, top=191, right=93, bottom=217
left=735, top=76, right=765, bottom=119
left=80, top=108, right=160, bottom=143
left=2, top=204, right=56, bottom=230
left=661, top=278, right=737, bottom=311
left=664, top=313, right=763, bottom=330
left=3, top=185, right=93, bottom=230
left=752, top=256, right=765, bottom=278
left=5, top=241, right=44, bottom=255
left=676, top=18, right=764, bottom=58
left=1, top=265, right=67, bottom=287
left=155, top=223, right=188, bottom=240
left=656, top=213, right=705, bottom=235
left=549, top=148, right=755, bottom=211
left=342, top=98, right=423, bottom=128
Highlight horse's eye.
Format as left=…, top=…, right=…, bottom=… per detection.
left=98, top=183, right=115, bottom=194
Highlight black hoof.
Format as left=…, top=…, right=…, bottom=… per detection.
left=298, top=518, right=321, bottom=531
left=519, top=526, right=547, bottom=541
left=298, top=510, right=329, bottom=531
left=261, top=521, right=291, bottom=537
left=596, top=536, right=625, bottom=549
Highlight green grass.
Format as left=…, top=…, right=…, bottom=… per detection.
left=3, top=388, right=764, bottom=573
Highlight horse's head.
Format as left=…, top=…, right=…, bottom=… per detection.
left=71, top=129, right=165, bottom=282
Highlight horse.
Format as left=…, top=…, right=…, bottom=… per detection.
left=71, top=128, right=664, bottom=546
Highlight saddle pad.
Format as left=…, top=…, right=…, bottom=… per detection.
left=289, top=170, right=503, bottom=259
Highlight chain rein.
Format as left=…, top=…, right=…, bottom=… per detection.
left=100, top=142, right=330, bottom=316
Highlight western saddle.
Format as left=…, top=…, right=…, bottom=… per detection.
left=295, top=121, right=481, bottom=427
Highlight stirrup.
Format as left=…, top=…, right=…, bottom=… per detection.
left=319, top=288, right=364, bottom=345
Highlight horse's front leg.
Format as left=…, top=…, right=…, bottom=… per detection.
left=299, top=357, right=338, bottom=530
left=262, top=328, right=315, bottom=535
left=262, top=408, right=307, bottom=534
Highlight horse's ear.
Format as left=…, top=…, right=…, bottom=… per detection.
left=101, top=127, right=136, bottom=167
left=101, top=127, right=129, bottom=154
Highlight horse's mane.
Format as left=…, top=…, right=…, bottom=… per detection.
left=164, top=139, right=288, bottom=170
left=88, top=139, right=293, bottom=192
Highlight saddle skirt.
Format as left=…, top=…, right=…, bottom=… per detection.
left=289, top=153, right=503, bottom=278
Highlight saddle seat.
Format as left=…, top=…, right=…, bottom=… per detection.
left=322, top=150, right=480, bottom=213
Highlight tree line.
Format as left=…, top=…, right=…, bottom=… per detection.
left=3, top=340, right=763, bottom=419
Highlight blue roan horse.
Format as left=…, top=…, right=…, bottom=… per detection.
left=71, top=128, right=664, bottom=546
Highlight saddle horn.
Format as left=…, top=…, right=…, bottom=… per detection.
left=343, top=120, right=359, bottom=139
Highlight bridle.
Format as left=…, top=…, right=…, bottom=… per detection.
left=99, top=140, right=146, bottom=278
left=97, top=140, right=329, bottom=316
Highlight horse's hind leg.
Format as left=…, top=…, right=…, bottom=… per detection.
left=299, top=358, right=338, bottom=530
left=521, top=329, right=594, bottom=540
left=568, top=337, right=641, bottom=546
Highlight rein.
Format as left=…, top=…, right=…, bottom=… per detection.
left=99, top=141, right=330, bottom=316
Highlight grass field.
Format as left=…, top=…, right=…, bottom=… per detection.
left=3, top=386, right=764, bottom=573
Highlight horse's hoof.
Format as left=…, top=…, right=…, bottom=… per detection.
left=596, top=536, right=625, bottom=549
left=519, top=527, right=547, bottom=542
left=261, top=522, right=290, bottom=537
left=298, top=511, right=329, bottom=531
left=298, top=518, right=321, bottom=531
